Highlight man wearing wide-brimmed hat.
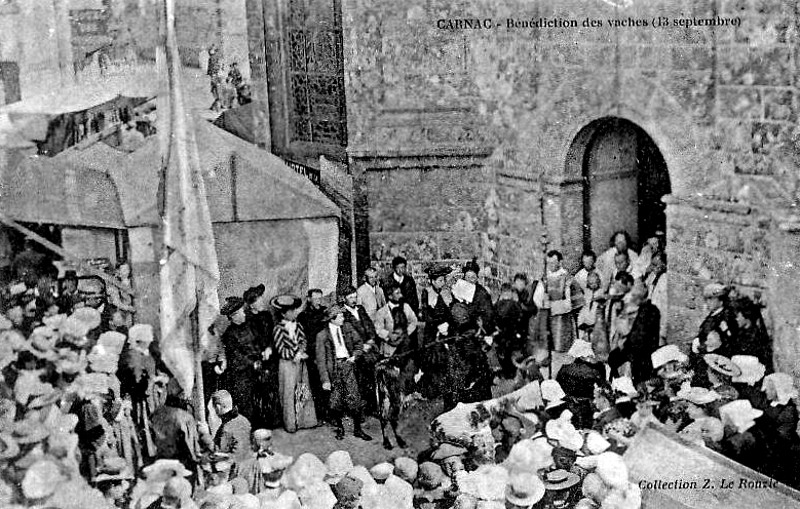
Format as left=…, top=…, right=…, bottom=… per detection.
left=316, top=306, right=371, bottom=441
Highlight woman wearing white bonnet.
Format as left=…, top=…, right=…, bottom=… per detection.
left=718, top=399, right=763, bottom=472
left=555, top=339, right=606, bottom=429
left=761, top=372, right=800, bottom=487
left=730, top=355, right=767, bottom=408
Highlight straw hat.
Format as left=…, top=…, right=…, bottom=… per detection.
left=94, top=456, right=134, bottom=483
left=324, top=450, right=354, bottom=484
left=651, top=345, right=687, bottom=369
left=730, top=355, right=766, bottom=385
left=676, top=383, right=720, bottom=406
left=393, top=457, right=419, bottom=484
left=271, top=294, right=303, bottom=312
left=69, top=307, right=102, bottom=331
left=611, top=377, right=637, bottom=399
left=543, top=469, right=580, bottom=491
left=704, top=354, right=741, bottom=378
left=505, top=472, right=545, bottom=506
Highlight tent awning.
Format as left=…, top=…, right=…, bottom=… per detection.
left=62, top=118, right=340, bottom=227
left=0, top=155, right=126, bottom=229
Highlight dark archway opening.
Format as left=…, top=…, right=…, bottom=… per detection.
left=568, top=117, right=670, bottom=255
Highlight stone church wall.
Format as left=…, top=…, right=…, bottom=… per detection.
left=340, top=0, right=799, bottom=363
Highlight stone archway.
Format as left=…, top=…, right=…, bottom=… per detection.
left=562, top=116, right=671, bottom=259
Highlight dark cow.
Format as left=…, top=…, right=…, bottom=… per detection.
left=375, top=359, right=408, bottom=450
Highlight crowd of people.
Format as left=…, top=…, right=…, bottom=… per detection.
left=0, top=227, right=797, bottom=509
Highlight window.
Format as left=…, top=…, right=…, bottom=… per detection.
left=284, top=0, right=347, bottom=146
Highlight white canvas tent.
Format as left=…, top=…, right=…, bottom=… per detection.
left=62, top=118, right=341, bottom=301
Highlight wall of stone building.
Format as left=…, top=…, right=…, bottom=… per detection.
left=342, top=0, right=799, bottom=353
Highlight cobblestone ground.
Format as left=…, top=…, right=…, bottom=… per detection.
left=269, top=353, right=568, bottom=467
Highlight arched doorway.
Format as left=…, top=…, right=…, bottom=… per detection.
left=566, top=117, right=671, bottom=255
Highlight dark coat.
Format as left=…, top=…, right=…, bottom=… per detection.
left=315, top=326, right=364, bottom=387
left=468, top=283, right=496, bottom=335
left=223, top=322, right=260, bottom=373
left=557, top=358, right=606, bottom=399
left=617, top=302, right=661, bottom=384
left=245, top=309, right=274, bottom=352
left=298, top=305, right=327, bottom=355
left=214, top=410, right=252, bottom=461
left=420, top=288, right=453, bottom=342
left=383, top=273, right=420, bottom=314
left=342, top=305, right=377, bottom=345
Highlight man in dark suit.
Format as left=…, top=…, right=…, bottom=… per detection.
left=383, top=256, right=419, bottom=315
left=341, top=285, right=380, bottom=415
left=608, top=282, right=661, bottom=384
left=316, top=306, right=371, bottom=441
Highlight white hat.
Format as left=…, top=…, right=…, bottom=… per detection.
left=451, top=279, right=476, bottom=304
left=595, top=452, right=629, bottom=489
left=262, top=490, right=302, bottom=509
left=541, top=380, right=566, bottom=403
left=298, top=480, right=337, bottom=509
left=370, top=462, right=394, bottom=482
left=651, top=345, right=688, bottom=369
left=762, top=372, right=798, bottom=406
left=325, top=450, right=354, bottom=484
left=283, top=453, right=326, bottom=491
left=584, top=431, right=611, bottom=455
left=457, top=465, right=509, bottom=501
left=505, top=472, right=545, bottom=506
left=720, top=399, right=763, bottom=433
left=680, top=417, right=725, bottom=444
left=730, top=355, right=766, bottom=386
left=502, top=438, right=554, bottom=475
left=676, top=382, right=721, bottom=406
left=129, top=324, right=154, bottom=348
left=545, top=411, right=583, bottom=451
left=347, top=465, right=379, bottom=498
left=567, top=339, right=595, bottom=360
left=611, top=377, right=637, bottom=398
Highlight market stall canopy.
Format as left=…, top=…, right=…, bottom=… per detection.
left=0, top=154, right=125, bottom=229
left=61, top=117, right=340, bottom=227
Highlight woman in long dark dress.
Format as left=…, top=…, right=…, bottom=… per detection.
left=760, top=373, right=800, bottom=487
left=220, top=296, right=261, bottom=423
left=243, top=285, right=281, bottom=429
left=418, top=264, right=453, bottom=399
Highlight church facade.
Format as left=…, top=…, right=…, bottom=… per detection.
left=246, top=0, right=799, bottom=375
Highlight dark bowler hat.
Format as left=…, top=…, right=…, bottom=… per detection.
left=220, top=296, right=245, bottom=316
left=270, top=294, right=302, bottom=311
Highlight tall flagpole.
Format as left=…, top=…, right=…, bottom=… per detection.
left=157, top=0, right=218, bottom=423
